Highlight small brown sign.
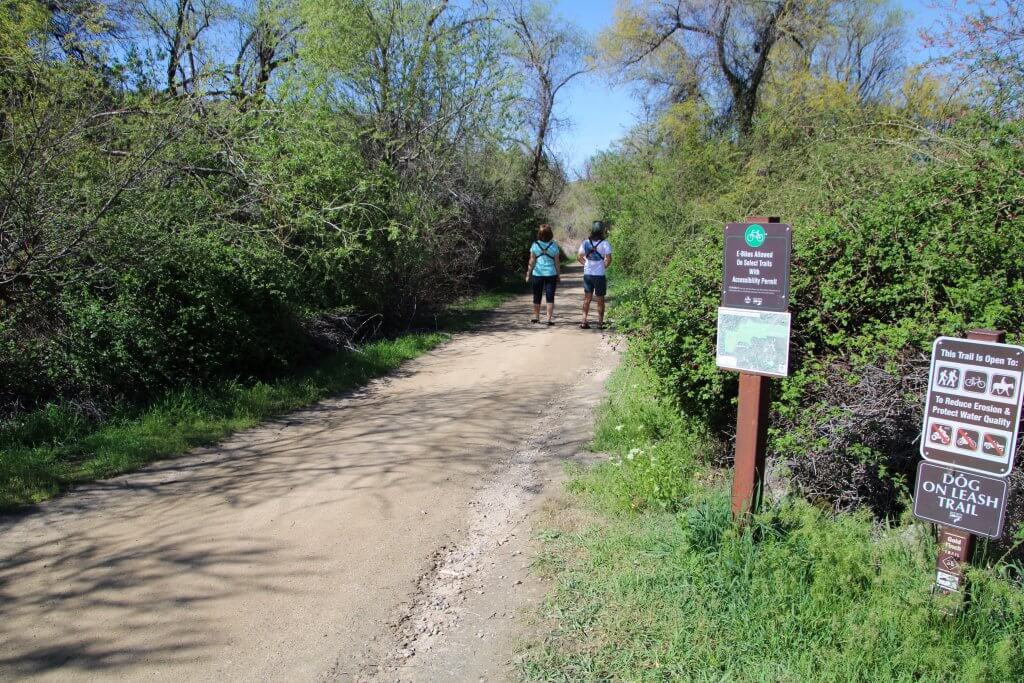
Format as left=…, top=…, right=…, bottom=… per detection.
left=934, top=527, right=971, bottom=593
left=721, top=223, right=791, bottom=311
left=921, top=337, right=1024, bottom=477
left=913, top=462, right=1008, bottom=538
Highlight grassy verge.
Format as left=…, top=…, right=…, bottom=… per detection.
left=0, top=287, right=519, bottom=510
left=520, top=357, right=1024, bottom=682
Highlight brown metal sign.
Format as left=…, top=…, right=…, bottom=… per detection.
left=934, top=527, right=972, bottom=593
left=721, top=223, right=791, bottom=311
left=921, top=337, right=1024, bottom=477
left=913, top=462, right=1008, bottom=538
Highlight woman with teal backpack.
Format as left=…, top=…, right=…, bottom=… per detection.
left=525, top=224, right=562, bottom=325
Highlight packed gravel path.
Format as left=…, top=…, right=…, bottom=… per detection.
left=0, top=264, right=618, bottom=682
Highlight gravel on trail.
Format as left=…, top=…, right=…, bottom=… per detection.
left=0, top=264, right=618, bottom=682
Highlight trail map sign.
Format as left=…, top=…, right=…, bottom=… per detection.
left=921, top=337, right=1024, bottom=477
left=716, top=308, right=790, bottom=377
left=721, top=222, right=792, bottom=311
left=913, top=461, right=1008, bottom=538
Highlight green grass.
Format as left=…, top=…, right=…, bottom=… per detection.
left=520, top=358, right=1024, bottom=682
left=0, top=288, right=517, bottom=510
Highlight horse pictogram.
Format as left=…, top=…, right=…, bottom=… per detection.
left=991, top=375, right=1016, bottom=397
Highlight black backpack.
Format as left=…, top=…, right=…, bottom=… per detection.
left=584, top=239, right=605, bottom=261
left=534, top=241, right=557, bottom=263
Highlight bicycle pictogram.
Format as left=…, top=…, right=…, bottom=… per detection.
left=963, top=371, right=987, bottom=392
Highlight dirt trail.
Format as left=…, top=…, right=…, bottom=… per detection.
left=0, top=264, right=618, bottom=682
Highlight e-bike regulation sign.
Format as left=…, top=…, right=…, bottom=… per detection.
left=921, top=337, right=1024, bottom=477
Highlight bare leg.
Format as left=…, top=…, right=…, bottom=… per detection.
left=582, top=292, right=593, bottom=324
left=532, top=303, right=541, bottom=321
left=546, top=302, right=554, bottom=322
left=596, top=296, right=605, bottom=325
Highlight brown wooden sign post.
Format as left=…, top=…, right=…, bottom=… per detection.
left=726, top=216, right=785, bottom=519
left=930, top=328, right=1007, bottom=594
left=732, top=371, right=772, bottom=517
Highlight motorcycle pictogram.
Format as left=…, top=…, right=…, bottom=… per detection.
left=983, top=433, right=1007, bottom=456
left=956, top=428, right=978, bottom=450
left=930, top=423, right=952, bottom=445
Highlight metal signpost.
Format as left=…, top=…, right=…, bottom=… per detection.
left=914, top=329, right=1024, bottom=594
left=718, top=217, right=792, bottom=518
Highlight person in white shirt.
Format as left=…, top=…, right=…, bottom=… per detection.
left=576, top=221, right=612, bottom=329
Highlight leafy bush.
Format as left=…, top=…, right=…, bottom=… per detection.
left=594, top=112, right=1024, bottom=519
left=1, top=47, right=538, bottom=419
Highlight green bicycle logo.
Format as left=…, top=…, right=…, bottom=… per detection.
left=745, top=224, right=766, bottom=248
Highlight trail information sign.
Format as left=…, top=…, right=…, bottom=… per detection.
left=716, top=308, right=790, bottom=377
left=721, top=222, right=791, bottom=311
left=921, top=337, right=1024, bottom=477
left=934, top=528, right=972, bottom=593
left=913, top=461, right=1008, bottom=538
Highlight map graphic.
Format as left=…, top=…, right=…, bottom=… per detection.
left=716, top=308, right=791, bottom=377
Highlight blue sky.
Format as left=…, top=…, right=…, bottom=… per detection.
left=552, top=0, right=946, bottom=175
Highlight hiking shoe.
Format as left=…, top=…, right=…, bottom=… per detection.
left=580, top=322, right=590, bottom=329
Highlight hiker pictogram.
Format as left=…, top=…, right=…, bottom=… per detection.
left=936, top=366, right=960, bottom=389
left=991, top=374, right=1016, bottom=398
left=930, top=423, right=952, bottom=445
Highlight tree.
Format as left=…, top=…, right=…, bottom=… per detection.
left=501, top=0, right=589, bottom=204
left=923, top=0, right=1024, bottom=118
left=300, top=0, right=513, bottom=172
left=228, top=0, right=301, bottom=102
left=802, top=0, right=905, bottom=102
left=131, top=0, right=220, bottom=94
left=601, top=0, right=802, bottom=136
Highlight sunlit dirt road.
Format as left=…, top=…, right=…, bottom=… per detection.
left=0, top=264, right=617, bottom=682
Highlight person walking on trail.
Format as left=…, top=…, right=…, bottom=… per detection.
left=577, top=221, right=612, bottom=329
left=526, top=224, right=562, bottom=326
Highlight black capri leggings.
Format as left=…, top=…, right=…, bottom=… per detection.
left=531, top=275, right=557, bottom=304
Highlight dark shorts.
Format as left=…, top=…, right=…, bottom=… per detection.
left=583, top=274, right=607, bottom=297
left=531, top=275, right=557, bottom=304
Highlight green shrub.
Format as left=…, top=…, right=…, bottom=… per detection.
left=594, top=113, right=1024, bottom=518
